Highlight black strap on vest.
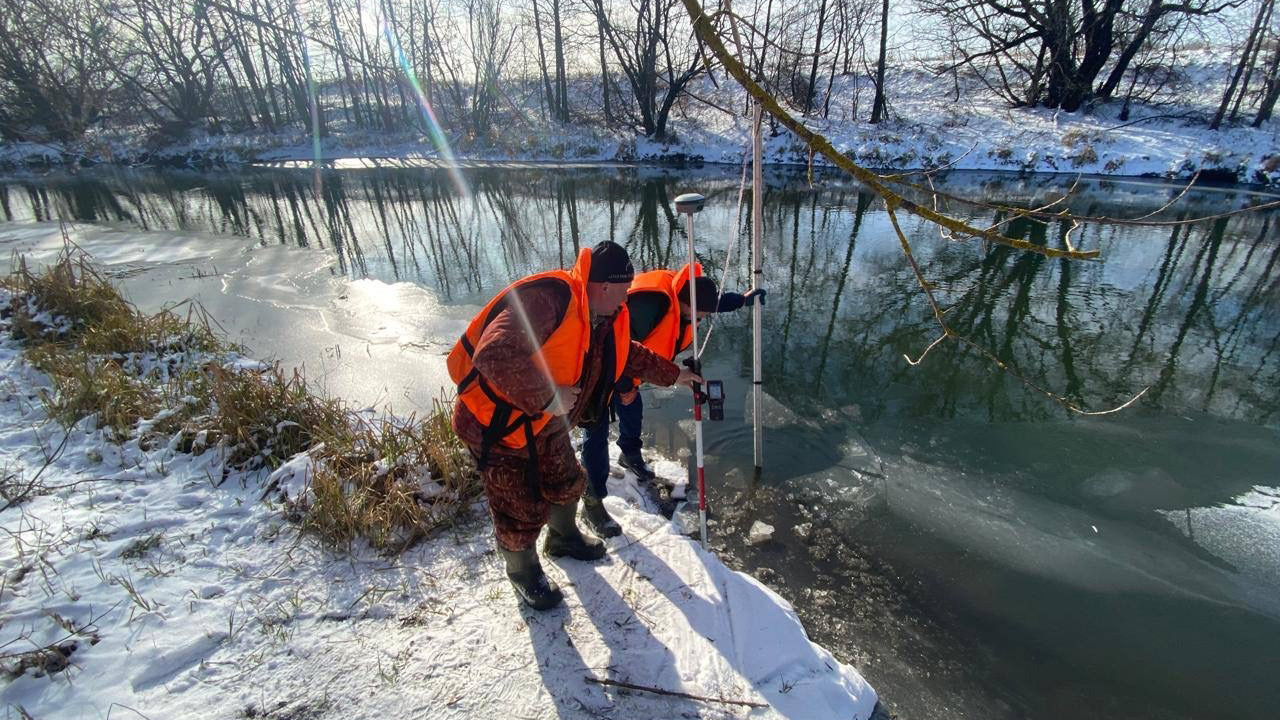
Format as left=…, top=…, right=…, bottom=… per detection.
left=463, top=370, right=542, bottom=473
left=456, top=321, right=547, bottom=489
left=454, top=278, right=576, bottom=490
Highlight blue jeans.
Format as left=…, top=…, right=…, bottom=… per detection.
left=581, top=391, right=645, bottom=498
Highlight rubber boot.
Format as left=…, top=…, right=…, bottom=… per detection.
left=581, top=494, right=622, bottom=538
left=543, top=500, right=606, bottom=560
left=619, top=453, right=656, bottom=481
left=499, top=546, right=563, bottom=611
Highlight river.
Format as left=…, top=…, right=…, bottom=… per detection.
left=2, top=163, right=1277, bottom=720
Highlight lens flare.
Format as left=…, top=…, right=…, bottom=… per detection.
left=501, top=284, right=568, bottom=428
left=382, top=23, right=473, bottom=201
left=287, top=2, right=324, bottom=203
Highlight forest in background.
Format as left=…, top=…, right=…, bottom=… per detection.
left=1, top=0, right=1277, bottom=154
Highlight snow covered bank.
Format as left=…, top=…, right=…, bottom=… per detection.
left=6, top=56, right=1278, bottom=187
left=0, top=275, right=879, bottom=718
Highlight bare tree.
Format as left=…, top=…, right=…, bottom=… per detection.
left=104, top=0, right=232, bottom=134
left=591, top=0, right=707, bottom=139
left=869, top=0, right=888, bottom=122
left=552, top=0, right=570, bottom=122
left=595, top=3, right=615, bottom=122
left=922, top=0, right=1245, bottom=112
left=1212, top=0, right=1275, bottom=128
left=0, top=0, right=116, bottom=142
left=1255, top=24, right=1280, bottom=124
left=803, top=0, right=830, bottom=115
left=531, top=0, right=558, bottom=121
left=432, top=0, right=516, bottom=138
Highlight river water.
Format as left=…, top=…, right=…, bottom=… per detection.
left=2, top=164, right=1278, bottom=719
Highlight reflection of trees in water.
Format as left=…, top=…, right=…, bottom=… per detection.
left=2, top=168, right=1277, bottom=423
left=814, top=191, right=873, bottom=392
left=733, top=183, right=1278, bottom=425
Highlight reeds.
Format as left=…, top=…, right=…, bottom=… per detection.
left=2, top=246, right=476, bottom=552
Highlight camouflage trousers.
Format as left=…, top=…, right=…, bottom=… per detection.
left=467, top=426, right=586, bottom=551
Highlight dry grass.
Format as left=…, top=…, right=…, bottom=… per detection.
left=3, top=246, right=477, bottom=553
left=24, top=345, right=160, bottom=438
left=304, top=397, right=477, bottom=552
left=4, top=247, right=219, bottom=438
left=0, top=609, right=101, bottom=680
left=203, top=363, right=347, bottom=471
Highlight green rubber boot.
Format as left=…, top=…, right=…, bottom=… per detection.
left=543, top=499, right=607, bottom=560
left=499, top=546, right=563, bottom=611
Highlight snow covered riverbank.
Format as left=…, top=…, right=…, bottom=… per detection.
left=5, top=56, right=1278, bottom=187
left=0, top=251, right=880, bottom=718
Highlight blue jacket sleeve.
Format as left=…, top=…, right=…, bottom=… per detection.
left=715, top=292, right=746, bottom=312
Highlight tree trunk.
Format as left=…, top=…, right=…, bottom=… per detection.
left=531, top=0, right=556, bottom=123
left=327, top=0, right=365, bottom=127
left=758, top=0, right=774, bottom=83
left=251, top=1, right=284, bottom=125
left=822, top=8, right=842, bottom=118
left=552, top=0, right=569, bottom=122
left=1098, top=4, right=1164, bottom=100
left=1039, top=0, right=1122, bottom=112
left=1253, top=37, right=1280, bottom=126
left=869, top=0, right=888, bottom=123
left=596, top=6, right=613, bottom=123
left=218, top=9, right=273, bottom=130
left=1212, top=0, right=1271, bottom=129
left=804, top=0, right=829, bottom=115
left=1230, top=0, right=1275, bottom=121
left=423, top=11, right=436, bottom=108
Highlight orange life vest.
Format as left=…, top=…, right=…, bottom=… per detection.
left=447, top=248, right=631, bottom=455
left=628, top=262, right=701, bottom=360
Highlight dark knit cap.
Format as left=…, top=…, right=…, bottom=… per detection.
left=588, top=241, right=634, bottom=283
left=678, top=276, right=720, bottom=312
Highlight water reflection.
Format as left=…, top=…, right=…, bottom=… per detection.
left=2, top=166, right=1276, bottom=430
left=3, top=164, right=1279, bottom=719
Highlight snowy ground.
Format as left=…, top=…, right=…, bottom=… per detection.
left=0, top=284, right=878, bottom=718
left=5, top=54, right=1278, bottom=186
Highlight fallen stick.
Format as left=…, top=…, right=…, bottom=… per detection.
left=584, top=676, right=768, bottom=708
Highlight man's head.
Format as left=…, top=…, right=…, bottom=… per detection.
left=586, top=241, right=634, bottom=319
left=677, top=276, right=719, bottom=322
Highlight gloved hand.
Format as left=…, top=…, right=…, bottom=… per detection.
left=743, top=288, right=767, bottom=306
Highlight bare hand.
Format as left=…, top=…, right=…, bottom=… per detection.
left=618, top=389, right=639, bottom=405
left=545, top=385, right=580, bottom=416
left=675, top=368, right=703, bottom=388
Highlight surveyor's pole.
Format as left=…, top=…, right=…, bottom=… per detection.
left=674, top=192, right=708, bottom=548
left=751, top=105, right=764, bottom=473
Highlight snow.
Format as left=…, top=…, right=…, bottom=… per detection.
left=264, top=450, right=317, bottom=504
left=5, top=53, right=1277, bottom=186
left=0, top=314, right=878, bottom=718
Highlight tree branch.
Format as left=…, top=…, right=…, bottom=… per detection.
left=678, top=0, right=1099, bottom=260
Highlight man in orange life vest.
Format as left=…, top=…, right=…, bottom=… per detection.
left=578, top=265, right=762, bottom=537
left=448, top=241, right=702, bottom=610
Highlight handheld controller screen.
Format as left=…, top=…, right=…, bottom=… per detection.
left=706, top=380, right=725, bottom=421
